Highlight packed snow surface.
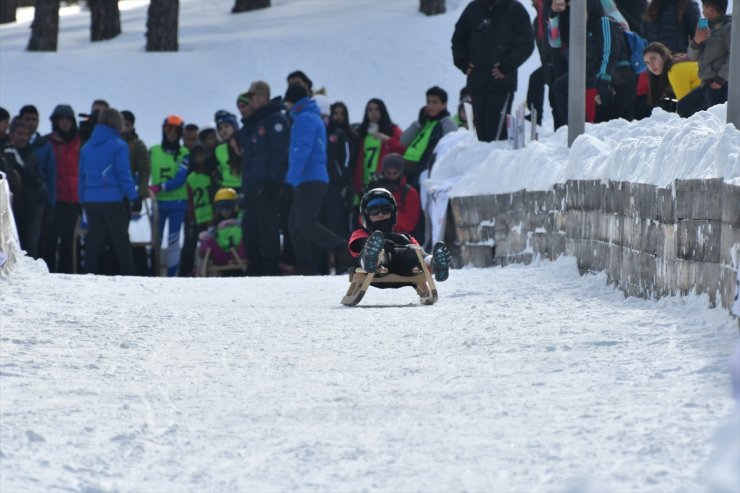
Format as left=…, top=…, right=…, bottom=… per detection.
left=1, top=257, right=737, bottom=492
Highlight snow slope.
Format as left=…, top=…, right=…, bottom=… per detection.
left=1, top=2, right=739, bottom=491
left=1, top=256, right=738, bottom=492
left=0, top=0, right=540, bottom=145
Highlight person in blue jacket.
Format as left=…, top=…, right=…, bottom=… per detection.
left=78, top=108, right=137, bottom=275
left=283, top=84, right=349, bottom=275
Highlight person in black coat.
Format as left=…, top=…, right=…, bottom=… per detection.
left=451, top=0, right=535, bottom=142
left=3, top=117, right=47, bottom=258
left=239, top=80, right=290, bottom=276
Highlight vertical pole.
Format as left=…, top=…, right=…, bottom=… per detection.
left=727, top=0, right=740, bottom=129
left=568, top=0, right=586, bottom=147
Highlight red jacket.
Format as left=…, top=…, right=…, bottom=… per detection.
left=51, top=133, right=81, bottom=203
left=390, top=176, right=420, bottom=234
left=353, top=125, right=405, bottom=194
left=348, top=229, right=419, bottom=258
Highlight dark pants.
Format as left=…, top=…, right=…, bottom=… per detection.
left=242, top=182, right=281, bottom=276
left=469, top=89, right=514, bottom=142
left=677, top=85, right=728, bottom=118
left=83, top=202, right=135, bottom=275
left=289, top=181, right=344, bottom=274
left=18, top=194, right=45, bottom=259
left=554, top=68, right=636, bottom=125
left=527, top=66, right=546, bottom=126
left=179, top=222, right=209, bottom=277
left=595, top=69, right=636, bottom=123
left=43, top=202, right=80, bottom=273
left=317, top=182, right=351, bottom=274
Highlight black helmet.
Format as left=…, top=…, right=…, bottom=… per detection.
left=360, top=188, right=397, bottom=231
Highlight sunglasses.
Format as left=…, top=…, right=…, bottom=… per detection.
left=366, top=204, right=394, bottom=216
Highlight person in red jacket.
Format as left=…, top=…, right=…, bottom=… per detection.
left=349, top=188, right=450, bottom=281
left=367, top=153, right=420, bottom=235
left=44, top=104, right=81, bottom=273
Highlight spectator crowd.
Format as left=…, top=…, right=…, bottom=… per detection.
left=0, top=0, right=732, bottom=277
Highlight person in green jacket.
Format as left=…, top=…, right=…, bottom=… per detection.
left=148, top=115, right=189, bottom=276
left=179, top=144, right=215, bottom=276
left=213, top=110, right=242, bottom=193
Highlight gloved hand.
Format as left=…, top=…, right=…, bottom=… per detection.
left=131, top=197, right=143, bottom=214
left=596, top=77, right=615, bottom=105
left=148, top=184, right=162, bottom=195
left=383, top=240, right=397, bottom=257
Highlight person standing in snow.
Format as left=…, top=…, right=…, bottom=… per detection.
left=19, top=105, right=56, bottom=259
left=213, top=110, right=242, bottom=193
left=43, top=104, right=81, bottom=274
left=451, top=0, right=535, bottom=142
left=283, top=84, right=349, bottom=275
left=78, top=108, right=137, bottom=276
left=239, top=80, right=290, bottom=276
left=148, top=115, right=190, bottom=276
left=3, top=117, right=47, bottom=257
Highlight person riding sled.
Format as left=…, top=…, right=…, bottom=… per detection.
left=348, top=188, right=451, bottom=282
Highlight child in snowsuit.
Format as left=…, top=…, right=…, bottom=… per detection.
left=348, top=187, right=451, bottom=282
left=179, top=144, right=216, bottom=276
left=197, top=187, right=245, bottom=267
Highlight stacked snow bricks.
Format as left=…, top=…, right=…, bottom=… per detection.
left=450, top=179, right=740, bottom=312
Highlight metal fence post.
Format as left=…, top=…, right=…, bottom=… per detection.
left=568, top=0, right=586, bottom=147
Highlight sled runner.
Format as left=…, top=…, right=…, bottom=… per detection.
left=341, top=245, right=438, bottom=306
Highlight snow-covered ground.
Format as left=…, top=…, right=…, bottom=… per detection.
left=1, top=256, right=738, bottom=492
left=1, top=1, right=740, bottom=491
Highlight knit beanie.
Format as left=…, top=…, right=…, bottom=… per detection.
left=381, top=153, right=405, bottom=173
left=284, top=84, right=309, bottom=105
left=214, top=110, right=238, bottom=131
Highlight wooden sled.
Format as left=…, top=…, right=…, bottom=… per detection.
left=198, top=247, right=247, bottom=277
left=341, top=246, right=438, bottom=307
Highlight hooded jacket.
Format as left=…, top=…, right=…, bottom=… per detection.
left=286, top=96, right=328, bottom=187
left=49, top=104, right=81, bottom=204
left=78, top=124, right=137, bottom=203
left=451, top=0, right=535, bottom=91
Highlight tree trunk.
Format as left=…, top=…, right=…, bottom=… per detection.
left=232, top=0, right=270, bottom=14
left=146, top=0, right=179, bottom=52
left=0, top=0, right=17, bottom=24
left=27, top=0, right=59, bottom=51
left=419, top=0, right=445, bottom=16
left=89, top=0, right=121, bottom=42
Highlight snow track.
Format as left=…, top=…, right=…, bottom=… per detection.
left=1, top=257, right=737, bottom=492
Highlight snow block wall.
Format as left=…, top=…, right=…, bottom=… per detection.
left=450, top=179, right=740, bottom=311
left=0, top=173, right=20, bottom=273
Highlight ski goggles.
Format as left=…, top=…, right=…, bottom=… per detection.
left=215, top=200, right=236, bottom=210
left=366, top=204, right=394, bottom=216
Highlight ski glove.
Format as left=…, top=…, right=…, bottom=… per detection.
left=148, top=184, right=162, bottom=195
left=596, top=77, right=615, bottom=105
left=131, top=197, right=143, bottom=214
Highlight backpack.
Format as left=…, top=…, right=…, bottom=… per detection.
left=623, top=30, right=648, bottom=74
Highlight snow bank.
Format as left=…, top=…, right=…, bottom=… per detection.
left=431, top=105, right=740, bottom=198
